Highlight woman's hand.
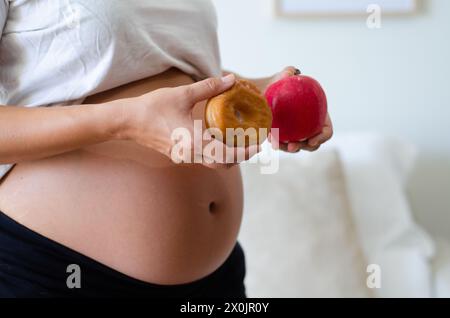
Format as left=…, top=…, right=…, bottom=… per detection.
left=119, top=74, right=260, bottom=168
left=265, top=66, right=334, bottom=153
left=271, top=113, right=333, bottom=152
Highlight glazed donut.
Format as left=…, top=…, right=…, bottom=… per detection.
left=205, top=79, right=272, bottom=147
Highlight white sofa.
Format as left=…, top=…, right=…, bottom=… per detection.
left=239, top=132, right=444, bottom=298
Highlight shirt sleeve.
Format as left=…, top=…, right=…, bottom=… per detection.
left=0, top=0, right=8, bottom=40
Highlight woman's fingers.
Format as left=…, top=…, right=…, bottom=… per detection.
left=271, top=139, right=321, bottom=153
left=307, top=115, right=333, bottom=147
left=307, top=127, right=332, bottom=148
left=200, top=139, right=261, bottom=169
left=287, top=142, right=302, bottom=153
left=278, top=143, right=289, bottom=152
left=181, top=74, right=236, bottom=106
left=271, top=66, right=299, bottom=84
left=301, top=144, right=321, bottom=152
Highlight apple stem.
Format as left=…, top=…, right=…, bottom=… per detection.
left=294, top=69, right=301, bottom=75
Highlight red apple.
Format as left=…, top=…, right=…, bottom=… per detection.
left=265, top=75, right=327, bottom=143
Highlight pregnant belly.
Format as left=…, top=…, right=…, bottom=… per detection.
left=0, top=68, right=244, bottom=285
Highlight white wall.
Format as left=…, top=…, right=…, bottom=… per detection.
left=213, top=0, right=450, bottom=239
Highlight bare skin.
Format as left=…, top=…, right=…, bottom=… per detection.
left=0, top=69, right=247, bottom=284
left=0, top=67, right=333, bottom=285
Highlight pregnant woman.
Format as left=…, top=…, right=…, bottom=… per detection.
left=0, top=0, right=332, bottom=297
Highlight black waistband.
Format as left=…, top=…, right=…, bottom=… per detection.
left=0, top=210, right=246, bottom=298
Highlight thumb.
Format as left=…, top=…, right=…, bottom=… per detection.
left=273, top=66, right=300, bottom=82
left=183, top=74, right=236, bottom=104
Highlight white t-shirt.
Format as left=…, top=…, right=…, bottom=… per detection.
left=0, top=0, right=222, bottom=180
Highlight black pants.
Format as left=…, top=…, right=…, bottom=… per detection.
left=0, top=210, right=246, bottom=298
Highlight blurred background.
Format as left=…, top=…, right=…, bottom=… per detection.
left=212, top=0, right=450, bottom=297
